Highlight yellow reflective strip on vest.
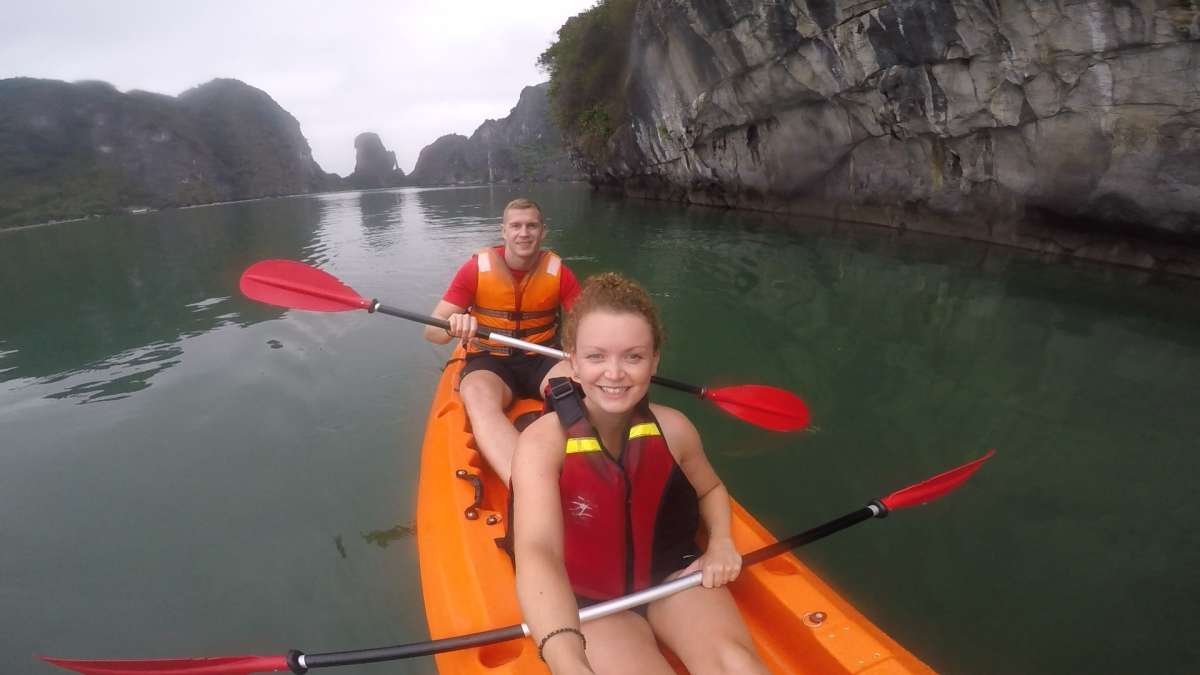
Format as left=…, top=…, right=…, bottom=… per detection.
left=627, top=423, right=661, bottom=440
left=565, top=437, right=602, bottom=454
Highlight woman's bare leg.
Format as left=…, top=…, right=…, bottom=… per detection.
left=648, top=586, right=768, bottom=675
left=580, top=610, right=676, bottom=675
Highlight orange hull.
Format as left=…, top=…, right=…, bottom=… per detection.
left=416, top=354, right=934, bottom=674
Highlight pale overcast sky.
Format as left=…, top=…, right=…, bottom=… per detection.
left=0, top=0, right=598, bottom=176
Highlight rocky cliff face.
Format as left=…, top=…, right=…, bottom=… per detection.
left=0, top=77, right=336, bottom=227
left=348, top=132, right=406, bottom=189
left=597, top=0, right=1200, bottom=275
left=408, top=134, right=474, bottom=185
left=408, top=83, right=582, bottom=185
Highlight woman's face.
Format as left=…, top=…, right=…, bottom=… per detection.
left=569, top=309, right=659, bottom=415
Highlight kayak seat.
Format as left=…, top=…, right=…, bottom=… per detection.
left=513, top=410, right=543, bottom=432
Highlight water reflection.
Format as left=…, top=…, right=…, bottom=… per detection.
left=358, top=189, right=405, bottom=251
left=0, top=195, right=325, bottom=396
left=409, top=186, right=514, bottom=237
left=43, top=343, right=182, bottom=404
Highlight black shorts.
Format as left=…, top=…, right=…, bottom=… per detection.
left=460, top=351, right=558, bottom=399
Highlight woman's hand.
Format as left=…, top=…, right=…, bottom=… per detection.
left=676, top=536, right=742, bottom=588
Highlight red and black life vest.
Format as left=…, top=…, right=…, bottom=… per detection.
left=545, top=378, right=700, bottom=600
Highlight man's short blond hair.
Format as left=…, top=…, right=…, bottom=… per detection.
left=502, top=198, right=544, bottom=223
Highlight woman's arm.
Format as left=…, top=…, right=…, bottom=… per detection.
left=653, top=404, right=742, bottom=589
left=513, top=417, right=594, bottom=674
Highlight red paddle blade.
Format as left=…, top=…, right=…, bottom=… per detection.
left=40, top=654, right=289, bottom=675
left=881, top=449, right=995, bottom=511
left=703, top=385, right=811, bottom=432
left=240, top=259, right=371, bottom=312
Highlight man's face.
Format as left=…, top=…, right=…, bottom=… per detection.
left=501, top=207, right=546, bottom=258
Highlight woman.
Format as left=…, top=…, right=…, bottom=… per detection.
left=512, top=273, right=769, bottom=675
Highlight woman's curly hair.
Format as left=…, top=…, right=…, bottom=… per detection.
left=562, top=272, right=663, bottom=353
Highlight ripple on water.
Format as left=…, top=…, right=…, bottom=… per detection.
left=39, top=342, right=184, bottom=404
left=185, top=296, right=229, bottom=311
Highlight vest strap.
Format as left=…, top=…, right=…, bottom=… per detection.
left=473, top=306, right=559, bottom=321
left=546, top=377, right=586, bottom=429
left=479, top=323, right=559, bottom=340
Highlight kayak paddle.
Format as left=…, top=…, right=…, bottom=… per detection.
left=42, top=450, right=993, bottom=674
left=238, top=259, right=810, bottom=432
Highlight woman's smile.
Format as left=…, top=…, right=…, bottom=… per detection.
left=569, top=310, right=660, bottom=413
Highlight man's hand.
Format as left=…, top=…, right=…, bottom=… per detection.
left=446, top=312, right=479, bottom=343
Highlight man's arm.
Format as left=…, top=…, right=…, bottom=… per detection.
left=423, top=300, right=467, bottom=344
left=560, top=264, right=581, bottom=311
left=425, top=258, right=479, bottom=345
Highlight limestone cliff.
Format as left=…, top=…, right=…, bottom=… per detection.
left=348, top=132, right=406, bottom=189
left=557, top=0, right=1200, bottom=275
left=0, top=77, right=337, bottom=228
left=408, top=83, right=582, bottom=185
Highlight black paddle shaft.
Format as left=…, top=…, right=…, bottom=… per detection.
left=743, top=502, right=883, bottom=566
left=299, top=625, right=525, bottom=671
left=371, top=302, right=454, bottom=332
left=292, top=501, right=886, bottom=671
left=370, top=302, right=703, bottom=397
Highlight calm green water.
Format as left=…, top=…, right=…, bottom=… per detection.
left=3, top=184, right=1199, bottom=674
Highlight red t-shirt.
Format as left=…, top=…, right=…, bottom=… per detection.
left=443, top=246, right=581, bottom=310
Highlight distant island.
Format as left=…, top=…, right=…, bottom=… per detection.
left=406, top=82, right=582, bottom=186
left=0, top=77, right=580, bottom=229
left=0, top=78, right=340, bottom=228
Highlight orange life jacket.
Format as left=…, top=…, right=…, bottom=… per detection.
left=468, top=247, right=562, bottom=355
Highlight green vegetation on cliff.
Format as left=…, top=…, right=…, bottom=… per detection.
left=0, top=77, right=331, bottom=229
left=538, top=0, right=637, bottom=164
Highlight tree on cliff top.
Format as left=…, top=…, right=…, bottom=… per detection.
left=537, top=0, right=638, bottom=164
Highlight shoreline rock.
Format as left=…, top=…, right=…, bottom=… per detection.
left=564, top=0, right=1200, bottom=278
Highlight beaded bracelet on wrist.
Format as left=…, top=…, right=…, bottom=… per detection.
left=537, top=626, right=586, bottom=662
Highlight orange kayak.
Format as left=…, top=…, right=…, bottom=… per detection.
left=416, top=353, right=934, bottom=674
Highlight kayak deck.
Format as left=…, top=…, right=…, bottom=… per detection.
left=416, top=354, right=934, bottom=674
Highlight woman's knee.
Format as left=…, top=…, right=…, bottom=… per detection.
left=709, top=641, right=766, bottom=675
left=459, top=372, right=508, bottom=409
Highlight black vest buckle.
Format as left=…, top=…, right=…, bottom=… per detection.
left=546, top=377, right=586, bottom=428
left=549, top=377, right=576, bottom=403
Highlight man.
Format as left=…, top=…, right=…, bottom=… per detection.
left=424, top=198, right=580, bottom=485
